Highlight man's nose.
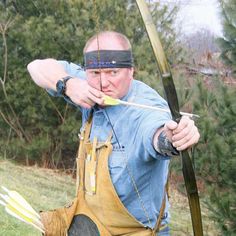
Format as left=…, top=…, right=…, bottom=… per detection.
left=100, top=73, right=110, bottom=88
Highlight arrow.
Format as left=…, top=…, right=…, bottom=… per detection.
left=0, top=186, right=45, bottom=234
left=103, top=95, right=199, bottom=119
left=1, top=186, right=40, bottom=219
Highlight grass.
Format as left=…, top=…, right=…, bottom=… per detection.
left=0, top=159, right=220, bottom=235
left=169, top=186, right=220, bottom=236
left=0, top=159, right=76, bottom=236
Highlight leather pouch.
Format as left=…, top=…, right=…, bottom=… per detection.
left=84, top=138, right=98, bottom=195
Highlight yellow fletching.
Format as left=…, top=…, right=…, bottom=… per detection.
left=103, top=95, right=120, bottom=105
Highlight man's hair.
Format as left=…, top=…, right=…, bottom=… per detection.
left=83, top=31, right=132, bottom=53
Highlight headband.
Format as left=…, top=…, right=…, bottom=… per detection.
left=84, top=50, right=134, bottom=69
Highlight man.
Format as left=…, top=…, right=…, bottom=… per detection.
left=28, top=31, right=200, bottom=236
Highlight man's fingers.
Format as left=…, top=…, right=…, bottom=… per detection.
left=87, top=92, right=104, bottom=105
left=172, top=126, right=199, bottom=150
left=172, top=120, right=194, bottom=141
left=87, top=86, right=106, bottom=105
left=67, top=79, right=105, bottom=107
left=164, top=120, right=178, bottom=131
left=163, top=115, right=200, bottom=151
left=173, top=116, right=194, bottom=134
left=88, top=87, right=104, bottom=99
left=174, top=131, right=200, bottom=151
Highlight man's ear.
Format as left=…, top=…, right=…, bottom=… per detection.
left=129, top=67, right=134, bottom=78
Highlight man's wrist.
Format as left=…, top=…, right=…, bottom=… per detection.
left=155, top=131, right=179, bottom=157
left=56, top=76, right=73, bottom=97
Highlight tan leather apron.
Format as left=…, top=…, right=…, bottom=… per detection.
left=40, top=116, right=166, bottom=236
left=74, top=116, right=166, bottom=236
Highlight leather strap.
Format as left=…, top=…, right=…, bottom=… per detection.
left=153, top=188, right=166, bottom=234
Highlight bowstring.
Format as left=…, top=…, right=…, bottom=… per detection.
left=92, top=0, right=152, bottom=227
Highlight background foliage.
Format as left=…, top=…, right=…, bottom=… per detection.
left=217, top=0, right=236, bottom=75
left=192, top=77, right=236, bottom=235
left=194, top=0, right=236, bottom=234
left=0, top=0, right=180, bottom=167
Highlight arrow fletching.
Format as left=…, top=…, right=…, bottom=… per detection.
left=2, top=194, right=42, bottom=226
left=1, top=186, right=40, bottom=219
left=0, top=186, right=44, bottom=233
left=5, top=205, right=45, bottom=234
left=103, top=95, right=120, bottom=105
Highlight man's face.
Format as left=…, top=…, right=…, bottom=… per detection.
left=86, top=67, right=133, bottom=99
left=85, top=35, right=134, bottom=99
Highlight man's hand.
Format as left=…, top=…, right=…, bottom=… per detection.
left=27, top=59, right=105, bottom=109
left=163, top=116, right=200, bottom=151
left=66, top=79, right=105, bottom=109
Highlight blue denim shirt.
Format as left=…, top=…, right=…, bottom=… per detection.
left=49, top=61, right=172, bottom=229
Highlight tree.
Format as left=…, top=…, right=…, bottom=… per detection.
left=182, top=28, right=219, bottom=60
left=193, top=78, right=236, bottom=235
left=217, top=0, right=236, bottom=75
left=0, top=0, right=181, bottom=167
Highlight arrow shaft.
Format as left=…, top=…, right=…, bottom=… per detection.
left=118, top=100, right=199, bottom=118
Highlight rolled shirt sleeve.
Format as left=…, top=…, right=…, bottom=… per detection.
left=46, top=61, right=86, bottom=106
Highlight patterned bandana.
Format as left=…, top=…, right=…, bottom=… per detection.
left=84, top=50, right=134, bottom=69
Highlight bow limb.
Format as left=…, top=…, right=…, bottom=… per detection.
left=135, top=1, right=203, bottom=235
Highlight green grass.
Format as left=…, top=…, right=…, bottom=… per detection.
left=0, top=159, right=76, bottom=236
left=169, top=187, right=220, bottom=236
left=0, top=159, right=220, bottom=236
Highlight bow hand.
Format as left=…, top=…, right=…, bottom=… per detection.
left=164, top=116, right=200, bottom=151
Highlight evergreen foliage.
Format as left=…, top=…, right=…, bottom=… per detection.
left=193, top=78, right=236, bottom=235
left=0, top=0, right=180, bottom=167
left=217, top=0, right=236, bottom=74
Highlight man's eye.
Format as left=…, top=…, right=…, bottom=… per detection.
left=110, top=70, right=118, bottom=76
left=92, top=71, right=100, bottom=75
